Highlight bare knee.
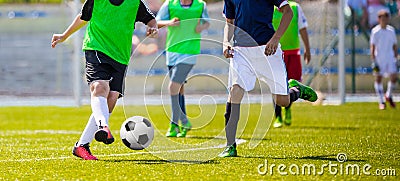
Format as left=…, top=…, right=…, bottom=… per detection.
left=275, top=95, right=290, bottom=107
left=90, top=80, right=110, bottom=97
left=229, top=85, right=244, bottom=104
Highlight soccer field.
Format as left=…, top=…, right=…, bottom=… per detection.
left=0, top=103, right=399, bottom=180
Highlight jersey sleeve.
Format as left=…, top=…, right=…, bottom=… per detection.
left=223, top=0, right=235, bottom=19
left=201, top=2, right=210, bottom=22
left=297, top=5, right=308, bottom=29
left=274, top=0, right=288, bottom=8
left=80, top=0, right=94, bottom=21
left=370, top=30, right=376, bottom=45
left=135, top=0, right=156, bottom=24
left=155, top=1, right=169, bottom=21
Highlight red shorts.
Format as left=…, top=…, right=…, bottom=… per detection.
left=283, top=49, right=302, bottom=81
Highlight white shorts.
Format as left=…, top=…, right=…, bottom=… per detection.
left=376, top=58, right=398, bottom=77
left=228, top=45, right=288, bottom=95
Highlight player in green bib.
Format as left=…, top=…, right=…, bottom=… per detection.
left=272, top=0, right=311, bottom=128
left=51, top=0, right=157, bottom=160
left=156, top=0, right=210, bottom=137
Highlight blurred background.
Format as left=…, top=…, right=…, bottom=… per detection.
left=0, top=0, right=399, bottom=106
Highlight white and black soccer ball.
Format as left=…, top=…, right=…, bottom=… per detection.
left=120, top=116, right=154, bottom=150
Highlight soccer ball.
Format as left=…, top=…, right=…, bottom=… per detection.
left=120, top=116, right=154, bottom=150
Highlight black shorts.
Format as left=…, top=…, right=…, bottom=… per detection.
left=85, top=50, right=127, bottom=97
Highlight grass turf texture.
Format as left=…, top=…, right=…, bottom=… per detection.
left=0, top=103, right=399, bottom=180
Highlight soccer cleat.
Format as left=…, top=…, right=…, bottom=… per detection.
left=284, top=107, right=292, bottom=126
left=166, top=123, right=180, bottom=137
left=94, top=126, right=114, bottom=144
left=72, top=143, right=98, bottom=160
left=288, top=79, right=318, bottom=102
left=177, top=120, right=192, bottom=138
left=379, top=103, right=386, bottom=110
left=218, top=145, right=237, bottom=158
left=273, top=116, right=283, bottom=128
left=385, top=96, right=396, bottom=108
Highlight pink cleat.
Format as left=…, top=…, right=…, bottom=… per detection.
left=72, top=143, right=98, bottom=160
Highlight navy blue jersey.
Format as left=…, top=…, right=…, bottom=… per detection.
left=224, top=0, right=286, bottom=46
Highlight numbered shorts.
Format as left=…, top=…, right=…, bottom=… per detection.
left=85, top=50, right=127, bottom=97
left=228, top=45, right=288, bottom=95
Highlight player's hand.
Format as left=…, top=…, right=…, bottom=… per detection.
left=146, top=27, right=158, bottom=38
left=304, top=50, right=311, bottom=65
left=51, top=34, right=66, bottom=48
left=371, top=61, right=380, bottom=73
left=169, top=17, right=180, bottom=26
left=195, top=19, right=209, bottom=33
left=223, top=46, right=234, bottom=58
left=265, top=36, right=279, bottom=56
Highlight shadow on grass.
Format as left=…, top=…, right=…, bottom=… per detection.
left=102, top=159, right=220, bottom=165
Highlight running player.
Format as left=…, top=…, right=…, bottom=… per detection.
left=51, top=0, right=157, bottom=160
left=219, top=0, right=317, bottom=157
left=272, top=0, right=311, bottom=128
left=156, top=0, right=210, bottom=137
left=370, top=10, right=398, bottom=109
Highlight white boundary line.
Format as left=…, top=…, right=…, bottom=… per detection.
left=0, top=130, right=247, bottom=162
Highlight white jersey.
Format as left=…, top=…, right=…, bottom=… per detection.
left=297, top=4, right=308, bottom=30
left=370, top=25, right=398, bottom=75
left=370, top=25, right=397, bottom=63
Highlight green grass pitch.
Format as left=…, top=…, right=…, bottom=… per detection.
left=0, top=103, right=399, bottom=180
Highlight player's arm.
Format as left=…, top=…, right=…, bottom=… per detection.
left=195, top=3, right=211, bottom=33
left=223, top=0, right=235, bottom=58
left=51, top=0, right=93, bottom=48
left=297, top=4, right=311, bottom=64
left=156, top=1, right=180, bottom=28
left=136, top=0, right=158, bottom=38
left=223, top=18, right=235, bottom=58
left=265, top=2, right=293, bottom=56
left=51, top=14, right=87, bottom=48
left=394, top=44, right=398, bottom=59
left=299, top=28, right=311, bottom=64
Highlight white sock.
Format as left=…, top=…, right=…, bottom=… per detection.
left=386, top=81, right=396, bottom=98
left=77, top=114, right=97, bottom=146
left=374, top=82, right=384, bottom=104
left=91, top=96, right=110, bottom=128
left=77, top=113, right=111, bottom=146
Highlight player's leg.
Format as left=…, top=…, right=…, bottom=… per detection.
left=385, top=73, right=398, bottom=108
left=166, top=64, right=194, bottom=137
left=95, top=56, right=128, bottom=144
left=219, top=47, right=256, bottom=157
left=273, top=104, right=283, bottom=128
left=283, top=53, right=302, bottom=126
left=73, top=50, right=113, bottom=160
left=177, top=84, right=192, bottom=137
left=255, top=46, right=316, bottom=108
left=179, top=84, right=187, bottom=122
left=374, top=74, right=385, bottom=109
left=219, top=84, right=244, bottom=157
